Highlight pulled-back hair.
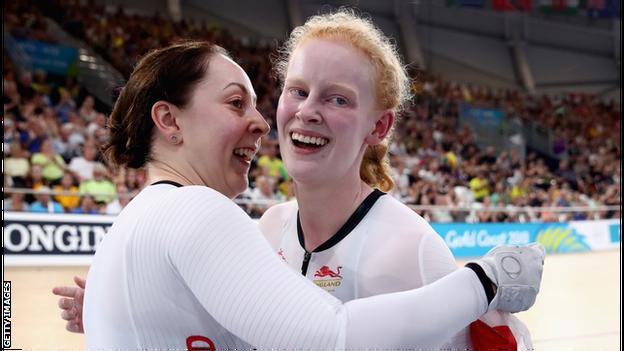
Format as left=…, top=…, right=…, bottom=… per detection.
left=103, top=40, right=228, bottom=168
left=274, top=9, right=411, bottom=192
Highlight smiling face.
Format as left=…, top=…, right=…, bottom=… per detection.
left=277, top=39, right=380, bottom=185
left=175, top=54, right=270, bottom=198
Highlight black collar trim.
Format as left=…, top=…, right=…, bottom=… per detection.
left=150, top=180, right=184, bottom=187
left=297, top=189, right=386, bottom=253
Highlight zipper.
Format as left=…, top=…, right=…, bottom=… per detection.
left=301, top=251, right=312, bottom=276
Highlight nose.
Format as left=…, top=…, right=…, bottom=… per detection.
left=296, top=98, right=322, bottom=124
left=249, top=109, right=270, bottom=137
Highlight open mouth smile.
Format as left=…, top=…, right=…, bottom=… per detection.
left=290, top=132, right=330, bottom=150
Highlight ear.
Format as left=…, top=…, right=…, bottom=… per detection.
left=364, top=110, right=394, bottom=145
left=151, top=100, right=180, bottom=139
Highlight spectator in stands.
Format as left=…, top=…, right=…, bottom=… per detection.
left=556, top=159, right=578, bottom=190
left=72, top=194, right=100, bottom=214
left=92, top=127, right=109, bottom=151
left=256, top=142, right=289, bottom=182
left=30, top=186, right=65, bottom=213
left=64, top=76, right=84, bottom=102
left=32, top=69, right=52, bottom=97
left=24, top=163, right=46, bottom=192
left=31, top=138, right=67, bottom=185
left=476, top=196, right=495, bottom=223
left=492, top=197, right=510, bottom=222
left=104, top=184, right=132, bottom=215
left=86, top=112, right=107, bottom=139
left=52, top=122, right=84, bottom=161
left=539, top=207, right=558, bottom=222
left=79, top=163, right=117, bottom=204
left=442, top=146, right=459, bottom=171
left=78, top=95, right=98, bottom=123
left=510, top=176, right=529, bottom=201
left=17, top=71, right=34, bottom=98
left=23, top=111, right=49, bottom=153
left=4, top=115, right=18, bottom=151
left=4, top=141, right=31, bottom=187
left=123, top=168, right=145, bottom=192
left=53, top=172, right=81, bottom=212
left=41, top=106, right=61, bottom=141
left=469, top=168, right=490, bottom=202
left=601, top=185, right=620, bottom=219
left=3, top=78, right=21, bottom=113
left=245, top=175, right=284, bottom=217
left=54, top=87, right=76, bottom=123
left=389, top=154, right=411, bottom=200
left=67, top=110, right=85, bottom=128
left=490, top=181, right=509, bottom=207
left=277, top=177, right=296, bottom=201
left=68, top=141, right=99, bottom=181
left=5, top=192, right=30, bottom=212
left=494, top=151, right=511, bottom=176
left=478, top=146, right=497, bottom=166
left=431, top=187, right=455, bottom=223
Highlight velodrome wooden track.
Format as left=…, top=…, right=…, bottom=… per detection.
left=4, top=248, right=620, bottom=350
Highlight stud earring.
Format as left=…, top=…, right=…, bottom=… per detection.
left=170, top=134, right=181, bottom=144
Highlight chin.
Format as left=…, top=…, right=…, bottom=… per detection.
left=285, top=164, right=321, bottom=184
left=227, top=179, right=249, bottom=199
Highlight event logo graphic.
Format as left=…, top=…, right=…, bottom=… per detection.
left=313, top=265, right=343, bottom=292
left=536, top=225, right=590, bottom=253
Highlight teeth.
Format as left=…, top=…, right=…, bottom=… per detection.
left=291, top=132, right=328, bottom=146
left=233, top=148, right=255, bottom=160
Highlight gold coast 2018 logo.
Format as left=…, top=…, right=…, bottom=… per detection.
left=313, top=266, right=343, bottom=292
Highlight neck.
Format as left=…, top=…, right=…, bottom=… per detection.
left=146, top=142, right=209, bottom=187
left=295, top=174, right=373, bottom=252
left=146, top=160, right=203, bottom=187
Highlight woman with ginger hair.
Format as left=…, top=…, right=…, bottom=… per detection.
left=259, top=9, right=533, bottom=350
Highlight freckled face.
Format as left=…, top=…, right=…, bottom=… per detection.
left=277, top=39, right=379, bottom=185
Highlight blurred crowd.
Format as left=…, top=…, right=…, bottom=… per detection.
left=3, top=51, right=143, bottom=215
left=3, top=0, right=620, bottom=220
left=388, top=77, right=620, bottom=222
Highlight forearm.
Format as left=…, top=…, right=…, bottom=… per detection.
left=344, top=268, right=487, bottom=350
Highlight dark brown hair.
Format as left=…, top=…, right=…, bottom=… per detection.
left=103, top=40, right=228, bottom=168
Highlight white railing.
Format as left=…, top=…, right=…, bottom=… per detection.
left=407, top=204, right=620, bottom=213
left=4, top=187, right=620, bottom=220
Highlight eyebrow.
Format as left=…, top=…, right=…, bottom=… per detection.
left=284, top=78, right=357, bottom=98
left=325, top=83, right=357, bottom=97
left=223, top=82, right=257, bottom=105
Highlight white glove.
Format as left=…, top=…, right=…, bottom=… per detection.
left=469, top=243, right=545, bottom=313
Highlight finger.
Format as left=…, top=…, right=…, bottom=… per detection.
left=58, top=298, right=74, bottom=310
left=61, top=309, right=77, bottom=321
left=74, top=276, right=87, bottom=289
left=53, top=286, right=78, bottom=298
left=66, top=322, right=83, bottom=333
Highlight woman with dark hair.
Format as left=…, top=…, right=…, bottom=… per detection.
left=57, top=40, right=544, bottom=350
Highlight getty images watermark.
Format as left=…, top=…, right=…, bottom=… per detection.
left=3, top=281, right=11, bottom=348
